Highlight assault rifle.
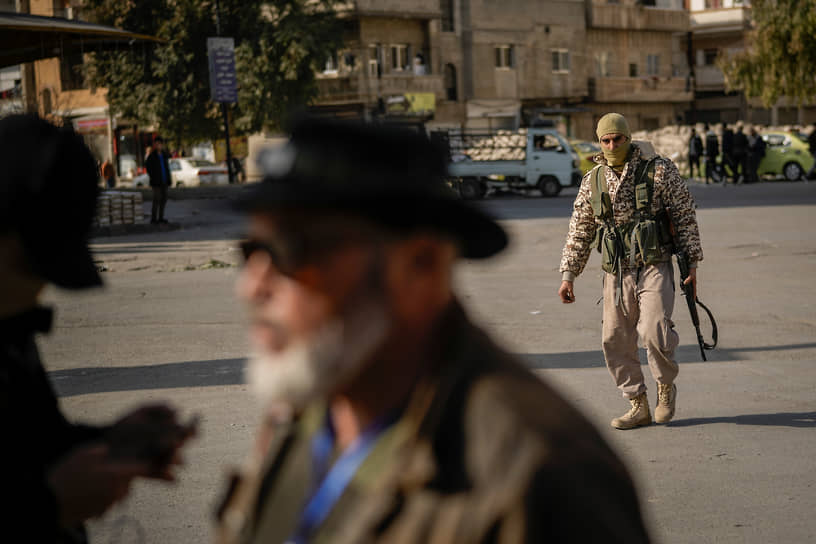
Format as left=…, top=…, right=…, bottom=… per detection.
left=666, top=208, right=718, bottom=361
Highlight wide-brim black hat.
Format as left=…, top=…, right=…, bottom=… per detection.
left=0, top=115, right=101, bottom=289
left=234, top=117, right=507, bottom=259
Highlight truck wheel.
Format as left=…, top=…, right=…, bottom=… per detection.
left=460, top=178, right=482, bottom=200
left=538, top=176, right=561, bottom=197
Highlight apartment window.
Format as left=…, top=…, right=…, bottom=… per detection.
left=495, top=45, right=514, bottom=69
left=55, top=1, right=83, bottom=20
left=597, top=52, right=610, bottom=77
left=391, top=44, right=408, bottom=71
left=323, top=52, right=338, bottom=74
left=368, top=45, right=381, bottom=78
left=441, top=0, right=455, bottom=32
left=444, top=63, right=458, bottom=101
left=704, top=0, right=722, bottom=7
left=551, top=49, right=570, bottom=73
left=646, top=54, right=660, bottom=76
left=60, top=53, right=86, bottom=91
left=629, top=62, right=639, bottom=77
left=704, top=49, right=718, bottom=65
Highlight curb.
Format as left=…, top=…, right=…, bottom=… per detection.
left=91, top=221, right=181, bottom=239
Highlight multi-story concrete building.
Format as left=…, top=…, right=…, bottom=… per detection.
left=316, top=0, right=694, bottom=138
left=315, top=0, right=593, bottom=136
left=314, top=0, right=446, bottom=122
left=686, top=0, right=750, bottom=124
left=584, top=0, right=692, bottom=132
left=686, top=0, right=815, bottom=126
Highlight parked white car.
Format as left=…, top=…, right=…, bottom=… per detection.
left=169, top=158, right=229, bottom=187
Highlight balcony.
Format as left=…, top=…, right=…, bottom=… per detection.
left=591, top=76, right=692, bottom=103
left=694, top=65, right=725, bottom=91
left=316, top=73, right=445, bottom=104
left=349, top=0, right=441, bottom=18
left=690, top=7, right=750, bottom=34
left=589, top=3, right=688, bottom=31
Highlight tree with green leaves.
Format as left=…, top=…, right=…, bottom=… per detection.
left=719, top=0, right=816, bottom=107
left=84, top=0, right=343, bottom=145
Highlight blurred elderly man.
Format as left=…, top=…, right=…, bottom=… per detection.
left=216, top=117, right=651, bottom=544
left=559, top=113, right=703, bottom=430
left=0, top=115, right=194, bottom=543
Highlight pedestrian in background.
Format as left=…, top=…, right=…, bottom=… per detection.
left=559, top=113, right=703, bottom=430
left=101, top=158, right=115, bottom=189
left=721, top=123, right=735, bottom=184
left=805, top=122, right=816, bottom=181
left=704, top=123, right=719, bottom=184
left=688, top=127, right=703, bottom=180
left=746, top=126, right=766, bottom=184
left=0, top=114, right=194, bottom=543
left=215, top=117, right=651, bottom=544
left=733, top=123, right=749, bottom=183
left=145, top=136, right=172, bottom=224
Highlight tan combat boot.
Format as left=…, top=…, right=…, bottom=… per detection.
left=611, top=392, right=652, bottom=430
left=654, top=383, right=677, bottom=424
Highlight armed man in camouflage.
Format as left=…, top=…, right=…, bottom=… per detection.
left=558, top=113, right=703, bottom=429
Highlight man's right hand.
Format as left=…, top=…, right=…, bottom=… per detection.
left=558, top=280, right=575, bottom=304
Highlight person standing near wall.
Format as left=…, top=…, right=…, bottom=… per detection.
left=145, top=136, right=172, bottom=224
left=688, top=127, right=703, bottom=180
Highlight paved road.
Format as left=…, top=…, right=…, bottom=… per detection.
left=39, top=181, right=815, bottom=543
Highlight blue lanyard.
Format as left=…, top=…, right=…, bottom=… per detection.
left=288, top=413, right=395, bottom=544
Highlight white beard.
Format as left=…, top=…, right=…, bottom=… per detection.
left=246, top=298, right=390, bottom=412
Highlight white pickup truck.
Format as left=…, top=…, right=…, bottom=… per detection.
left=435, top=127, right=582, bottom=199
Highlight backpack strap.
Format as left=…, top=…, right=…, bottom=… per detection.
left=589, top=164, right=611, bottom=221
left=633, top=157, right=657, bottom=216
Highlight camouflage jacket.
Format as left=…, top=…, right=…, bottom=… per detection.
left=560, top=144, right=703, bottom=280
left=215, top=302, right=651, bottom=544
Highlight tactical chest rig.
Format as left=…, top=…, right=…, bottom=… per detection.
left=590, top=158, right=672, bottom=306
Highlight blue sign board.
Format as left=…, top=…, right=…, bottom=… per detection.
left=207, top=37, right=238, bottom=104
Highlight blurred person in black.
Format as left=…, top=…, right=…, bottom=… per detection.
left=0, top=115, right=195, bottom=543
left=145, top=136, right=172, bottom=224
left=806, top=122, right=816, bottom=180
left=720, top=123, right=735, bottom=184
left=703, top=123, right=719, bottom=184
left=688, top=127, right=703, bottom=179
left=733, top=123, right=749, bottom=183
left=746, top=126, right=766, bottom=184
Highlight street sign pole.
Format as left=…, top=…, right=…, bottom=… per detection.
left=212, top=1, right=235, bottom=183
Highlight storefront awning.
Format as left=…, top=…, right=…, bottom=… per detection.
left=0, top=12, right=163, bottom=68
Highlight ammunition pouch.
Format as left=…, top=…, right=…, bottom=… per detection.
left=590, top=156, right=671, bottom=272
left=595, top=219, right=669, bottom=274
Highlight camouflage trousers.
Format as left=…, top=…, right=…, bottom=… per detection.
left=602, top=261, right=679, bottom=399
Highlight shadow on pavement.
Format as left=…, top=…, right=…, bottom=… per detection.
left=523, top=342, right=816, bottom=370
left=667, top=412, right=815, bottom=428
left=51, top=341, right=816, bottom=397
left=50, top=358, right=246, bottom=398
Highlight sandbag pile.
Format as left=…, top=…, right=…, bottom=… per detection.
left=450, top=129, right=528, bottom=162
left=93, top=191, right=145, bottom=228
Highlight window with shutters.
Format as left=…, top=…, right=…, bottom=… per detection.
left=495, top=45, right=514, bottom=69
left=551, top=49, right=570, bottom=73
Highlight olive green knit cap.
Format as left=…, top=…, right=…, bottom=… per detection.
left=596, top=113, right=631, bottom=141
